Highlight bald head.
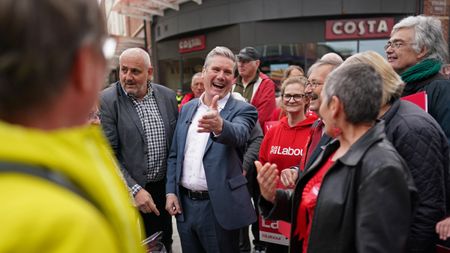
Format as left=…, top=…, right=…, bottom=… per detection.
left=120, top=48, right=151, bottom=69
left=119, top=48, right=153, bottom=99
left=321, top=53, right=343, bottom=63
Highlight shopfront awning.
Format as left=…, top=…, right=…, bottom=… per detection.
left=112, top=0, right=202, bottom=21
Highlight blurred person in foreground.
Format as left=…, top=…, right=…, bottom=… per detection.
left=257, top=63, right=416, bottom=253
left=386, top=15, right=450, bottom=145
left=0, top=0, right=143, bottom=252
left=258, top=76, right=316, bottom=253
left=100, top=48, right=178, bottom=251
left=346, top=50, right=450, bottom=253
left=165, top=46, right=257, bottom=252
left=179, top=72, right=205, bottom=109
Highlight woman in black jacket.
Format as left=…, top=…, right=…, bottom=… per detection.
left=256, top=63, right=416, bottom=253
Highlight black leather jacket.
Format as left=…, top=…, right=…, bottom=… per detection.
left=260, top=121, right=417, bottom=253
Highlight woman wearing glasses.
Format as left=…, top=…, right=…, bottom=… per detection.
left=258, top=76, right=317, bottom=253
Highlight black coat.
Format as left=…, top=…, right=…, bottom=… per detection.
left=260, top=122, right=417, bottom=253
left=382, top=99, right=450, bottom=252
left=403, top=73, right=450, bottom=146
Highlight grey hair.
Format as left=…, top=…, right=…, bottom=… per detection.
left=119, top=48, right=151, bottom=68
left=307, top=59, right=342, bottom=77
left=392, top=15, right=449, bottom=63
left=203, top=46, right=236, bottom=69
left=324, top=64, right=382, bottom=124
left=191, top=72, right=203, bottom=85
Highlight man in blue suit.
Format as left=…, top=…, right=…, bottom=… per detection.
left=165, top=46, right=258, bottom=253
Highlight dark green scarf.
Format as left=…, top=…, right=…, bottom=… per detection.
left=400, top=58, right=442, bottom=83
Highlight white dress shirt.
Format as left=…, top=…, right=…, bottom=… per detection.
left=180, top=93, right=230, bottom=191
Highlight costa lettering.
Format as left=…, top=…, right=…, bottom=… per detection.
left=326, top=18, right=394, bottom=40
left=178, top=35, right=206, bottom=53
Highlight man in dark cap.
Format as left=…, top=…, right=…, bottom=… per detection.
left=234, top=47, right=276, bottom=129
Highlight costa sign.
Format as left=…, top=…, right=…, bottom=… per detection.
left=325, top=18, right=394, bottom=40
left=178, top=35, right=206, bottom=53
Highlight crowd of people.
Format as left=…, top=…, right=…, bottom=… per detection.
left=1, top=0, right=450, bottom=253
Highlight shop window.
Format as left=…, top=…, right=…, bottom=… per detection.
left=320, top=41, right=357, bottom=59
left=359, top=39, right=386, bottom=56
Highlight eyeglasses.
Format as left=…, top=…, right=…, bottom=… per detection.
left=283, top=94, right=306, bottom=102
left=305, top=81, right=324, bottom=89
left=384, top=40, right=416, bottom=50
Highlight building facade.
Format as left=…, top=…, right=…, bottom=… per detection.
left=111, top=0, right=449, bottom=91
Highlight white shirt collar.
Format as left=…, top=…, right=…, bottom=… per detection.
left=198, top=92, right=231, bottom=111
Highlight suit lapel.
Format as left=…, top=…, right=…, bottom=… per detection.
left=204, top=96, right=235, bottom=153
left=179, top=102, right=199, bottom=156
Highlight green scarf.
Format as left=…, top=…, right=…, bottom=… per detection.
left=400, top=58, right=442, bottom=83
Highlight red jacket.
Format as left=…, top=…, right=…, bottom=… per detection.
left=259, top=115, right=316, bottom=188
left=179, top=93, right=194, bottom=111
left=252, top=73, right=276, bottom=129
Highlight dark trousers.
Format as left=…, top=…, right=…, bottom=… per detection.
left=141, top=180, right=173, bottom=251
left=177, top=191, right=240, bottom=253
left=240, top=167, right=266, bottom=252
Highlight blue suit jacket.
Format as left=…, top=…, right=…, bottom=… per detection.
left=166, top=95, right=258, bottom=230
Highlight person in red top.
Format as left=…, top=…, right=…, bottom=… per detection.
left=179, top=72, right=205, bottom=110
left=256, top=63, right=416, bottom=253
left=258, top=76, right=316, bottom=252
left=234, top=47, right=276, bottom=129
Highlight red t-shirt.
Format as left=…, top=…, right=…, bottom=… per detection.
left=259, top=115, right=316, bottom=188
left=295, top=153, right=335, bottom=252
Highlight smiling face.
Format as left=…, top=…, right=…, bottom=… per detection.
left=202, top=55, right=235, bottom=105
left=119, top=51, right=152, bottom=99
left=305, top=64, right=334, bottom=113
left=318, top=88, right=335, bottom=137
left=282, top=82, right=306, bottom=115
left=386, top=27, right=423, bottom=74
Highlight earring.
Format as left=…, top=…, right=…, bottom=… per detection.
left=331, top=125, right=342, bottom=138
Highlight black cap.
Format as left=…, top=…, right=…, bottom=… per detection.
left=237, top=47, right=260, bottom=61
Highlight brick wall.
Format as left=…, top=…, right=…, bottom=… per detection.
left=423, top=0, right=450, bottom=59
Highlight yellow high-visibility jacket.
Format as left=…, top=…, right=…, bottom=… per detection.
left=0, top=121, right=145, bottom=253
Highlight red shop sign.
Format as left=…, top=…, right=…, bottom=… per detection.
left=178, top=35, right=206, bottom=53
left=325, top=17, right=394, bottom=40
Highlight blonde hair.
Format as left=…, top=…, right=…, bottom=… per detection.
left=281, top=76, right=308, bottom=95
left=345, top=51, right=404, bottom=106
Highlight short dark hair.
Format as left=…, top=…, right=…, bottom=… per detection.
left=324, top=64, right=382, bottom=124
left=0, top=0, right=106, bottom=118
